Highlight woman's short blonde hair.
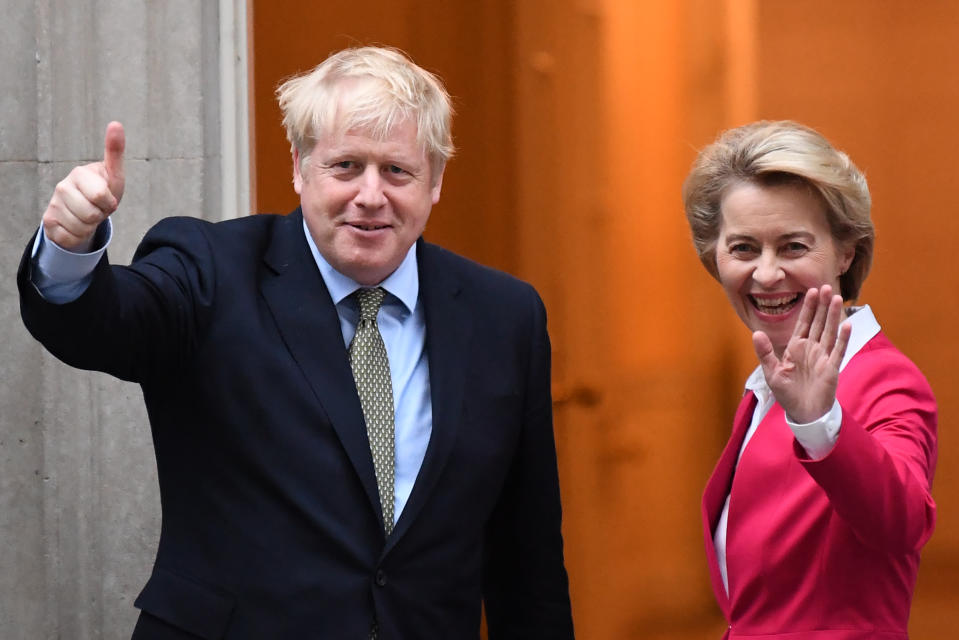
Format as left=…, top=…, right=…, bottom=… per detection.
left=681, top=120, right=874, bottom=300
left=276, top=46, right=454, bottom=179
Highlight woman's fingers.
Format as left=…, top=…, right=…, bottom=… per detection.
left=752, top=330, right=777, bottom=368
left=820, top=290, right=844, bottom=353
left=807, top=285, right=831, bottom=342
left=791, top=288, right=818, bottom=340
left=829, top=320, right=852, bottom=369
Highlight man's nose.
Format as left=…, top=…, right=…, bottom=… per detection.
left=752, top=251, right=783, bottom=286
left=354, top=167, right=388, bottom=208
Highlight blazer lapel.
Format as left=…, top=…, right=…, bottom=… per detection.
left=701, top=390, right=757, bottom=617
left=260, top=209, right=382, bottom=520
left=385, top=240, right=472, bottom=551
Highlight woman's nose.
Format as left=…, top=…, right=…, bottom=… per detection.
left=752, top=252, right=783, bottom=286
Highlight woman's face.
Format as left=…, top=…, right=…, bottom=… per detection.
left=715, top=180, right=854, bottom=356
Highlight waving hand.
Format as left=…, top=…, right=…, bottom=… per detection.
left=752, top=285, right=851, bottom=424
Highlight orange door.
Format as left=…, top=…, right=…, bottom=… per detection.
left=250, top=2, right=959, bottom=638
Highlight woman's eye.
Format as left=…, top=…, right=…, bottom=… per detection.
left=783, top=242, right=807, bottom=254
left=730, top=243, right=755, bottom=255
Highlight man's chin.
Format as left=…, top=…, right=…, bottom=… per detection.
left=340, top=259, right=398, bottom=287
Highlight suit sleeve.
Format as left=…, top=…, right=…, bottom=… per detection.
left=482, top=289, right=574, bottom=639
left=18, top=217, right=215, bottom=383
left=796, top=345, right=938, bottom=554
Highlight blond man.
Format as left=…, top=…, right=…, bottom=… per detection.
left=19, top=47, right=573, bottom=639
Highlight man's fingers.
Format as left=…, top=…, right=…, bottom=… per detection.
left=103, top=121, right=126, bottom=200
left=50, top=188, right=104, bottom=233
left=41, top=199, right=98, bottom=251
left=42, top=164, right=113, bottom=252
left=68, top=165, right=117, bottom=215
left=42, top=218, right=89, bottom=250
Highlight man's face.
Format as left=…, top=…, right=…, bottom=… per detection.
left=294, top=118, right=443, bottom=286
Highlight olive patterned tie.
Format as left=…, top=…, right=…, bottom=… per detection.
left=349, top=287, right=396, bottom=536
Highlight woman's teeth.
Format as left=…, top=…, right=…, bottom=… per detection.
left=750, top=293, right=801, bottom=315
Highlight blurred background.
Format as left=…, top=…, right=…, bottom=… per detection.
left=2, top=1, right=956, bottom=638
left=252, top=1, right=959, bottom=636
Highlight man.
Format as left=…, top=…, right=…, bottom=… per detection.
left=18, top=47, right=573, bottom=638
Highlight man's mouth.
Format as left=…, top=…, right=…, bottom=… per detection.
left=748, top=293, right=802, bottom=315
left=349, top=223, right=389, bottom=231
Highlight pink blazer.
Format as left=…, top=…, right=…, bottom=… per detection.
left=702, top=331, right=938, bottom=639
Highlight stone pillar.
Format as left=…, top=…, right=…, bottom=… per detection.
left=1, top=1, right=229, bottom=637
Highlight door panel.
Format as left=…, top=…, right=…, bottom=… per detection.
left=250, top=2, right=959, bottom=637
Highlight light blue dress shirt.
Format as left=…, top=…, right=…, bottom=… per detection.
left=31, top=219, right=432, bottom=526
left=301, top=220, right=432, bottom=525
left=31, top=219, right=113, bottom=303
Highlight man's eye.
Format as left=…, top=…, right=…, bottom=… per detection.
left=387, top=164, right=406, bottom=175
left=334, top=161, right=355, bottom=170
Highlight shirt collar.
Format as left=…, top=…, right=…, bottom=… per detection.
left=745, top=304, right=881, bottom=396
left=302, top=218, right=419, bottom=314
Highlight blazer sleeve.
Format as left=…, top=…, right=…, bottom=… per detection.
left=482, top=289, right=575, bottom=639
left=796, top=339, right=938, bottom=554
left=18, top=217, right=216, bottom=383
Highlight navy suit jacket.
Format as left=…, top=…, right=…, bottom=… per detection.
left=18, top=209, right=573, bottom=639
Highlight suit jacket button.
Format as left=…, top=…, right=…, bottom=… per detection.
left=375, top=570, right=387, bottom=587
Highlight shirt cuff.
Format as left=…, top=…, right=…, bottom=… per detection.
left=31, top=220, right=112, bottom=302
left=786, top=399, right=842, bottom=460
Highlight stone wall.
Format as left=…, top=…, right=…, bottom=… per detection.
left=1, top=2, right=227, bottom=637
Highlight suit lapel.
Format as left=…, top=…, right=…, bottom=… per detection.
left=260, top=209, right=382, bottom=519
left=385, top=240, right=472, bottom=551
left=701, top=390, right=757, bottom=617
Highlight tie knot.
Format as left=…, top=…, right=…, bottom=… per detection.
left=355, top=287, right=387, bottom=321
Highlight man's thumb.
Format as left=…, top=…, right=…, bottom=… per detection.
left=103, top=121, right=126, bottom=200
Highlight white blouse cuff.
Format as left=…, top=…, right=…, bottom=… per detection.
left=786, top=399, right=842, bottom=460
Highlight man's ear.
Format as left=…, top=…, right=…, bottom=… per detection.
left=430, top=164, right=445, bottom=205
left=292, top=147, right=304, bottom=194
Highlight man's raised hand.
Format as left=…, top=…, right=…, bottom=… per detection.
left=42, top=121, right=126, bottom=252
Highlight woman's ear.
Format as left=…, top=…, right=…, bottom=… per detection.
left=840, top=243, right=855, bottom=275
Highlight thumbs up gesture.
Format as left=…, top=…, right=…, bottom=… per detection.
left=42, top=121, right=126, bottom=252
